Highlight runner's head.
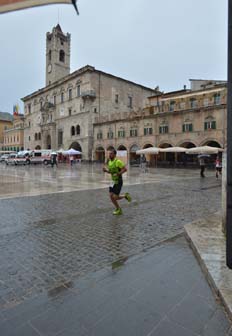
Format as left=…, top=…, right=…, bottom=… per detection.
left=109, top=149, right=117, bottom=160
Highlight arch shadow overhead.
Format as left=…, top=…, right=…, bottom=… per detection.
left=158, top=142, right=172, bottom=148
left=107, top=145, right=115, bottom=151
left=69, top=142, right=82, bottom=152
left=201, top=139, right=222, bottom=148
left=179, top=141, right=196, bottom=149
left=143, top=143, right=153, bottom=149
left=35, top=145, right=41, bottom=150
left=117, top=144, right=127, bottom=150
left=130, top=144, right=140, bottom=152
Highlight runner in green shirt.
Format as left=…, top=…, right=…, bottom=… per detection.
left=103, top=149, right=132, bottom=215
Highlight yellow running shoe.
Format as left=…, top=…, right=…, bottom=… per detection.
left=113, top=208, right=122, bottom=215
left=125, top=193, right=132, bottom=203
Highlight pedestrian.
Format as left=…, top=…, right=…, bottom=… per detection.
left=199, top=156, right=206, bottom=177
left=103, top=149, right=132, bottom=215
left=70, top=155, right=74, bottom=166
left=51, top=153, right=58, bottom=167
left=215, top=155, right=222, bottom=178
left=140, top=155, right=147, bottom=173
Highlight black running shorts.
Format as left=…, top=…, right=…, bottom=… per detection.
left=109, top=182, right=123, bottom=195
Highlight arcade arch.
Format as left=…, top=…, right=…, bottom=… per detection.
left=95, top=146, right=105, bottom=163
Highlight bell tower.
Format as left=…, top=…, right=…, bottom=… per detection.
left=46, top=24, right=71, bottom=86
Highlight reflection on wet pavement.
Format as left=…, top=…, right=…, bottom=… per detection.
left=0, top=163, right=222, bottom=311
left=0, top=163, right=213, bottom=199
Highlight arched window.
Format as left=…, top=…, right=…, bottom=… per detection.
left=71, top=126, right=75, bottom=136
left=59, top=50, right=65, bottom=62
left=35, top=133, right=38, bottom=141
left=76, top=125, right=80, bottom=135
left=38, top=133, right=41, bottom=140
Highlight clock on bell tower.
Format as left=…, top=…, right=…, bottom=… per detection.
left=45, top=24, right=71, bottom=86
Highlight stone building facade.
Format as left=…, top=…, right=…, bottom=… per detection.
left=93, top=79, right=227, bottom=164
left=3, top=114, right=24, bottom=152
left=0, top=112, right=13, bottom=150
left=22, top=25, right=155, bottom=160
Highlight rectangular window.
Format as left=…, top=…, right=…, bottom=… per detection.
left=61, top=92, right=64, bottom=103
left=180, top=102, right=185, bottom=110
left=183, top=123, right=193, bottom=132
left=77, top=85, right=81, bottom=97
left=204, top=121, right=216, bottom=130
left=58, top=130, right=63, bottom=146
left=203, top=98, right=209, bottom=107
left=97, top=132, right=102, bottom=139
left=53, top=95, right=56, bottom=106
left=107, top=132, right=114, bottom=139
left=214, top=94, right=221, bottom=105
left=118, top=130, right=125, bottom=138
left=159, top=126, right=168, bottom=134
left=115, top=94, right=119, bottom=104
left=28, top=104, right=31, bottom=114
left=128, top=96, right=133, bottom=108
left=68, top=89, right=72, bottom=100
left=144, top=127, right=153, bottom=135
left=169, top=101, right=175, bottom=112
left=190, top=99, right=197, bottom=109
left=130, top=129, right=138, bottom=137
left=69, top=108, right=72, bottom=116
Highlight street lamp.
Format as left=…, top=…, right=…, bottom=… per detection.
left=226, top=0, right=232, bottom=268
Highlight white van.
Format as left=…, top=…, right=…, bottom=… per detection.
left=30, top=150, right=53, bottom=165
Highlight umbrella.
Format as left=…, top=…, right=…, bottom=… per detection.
left=159, top=147, right=186, bottom=153
left=186, top=146, right=224, bottom=155
left=63, top=148, right=82, bottom=155
left=136, top=147, right=160, bottom=155
left=0, top=0, right=78, bottom=14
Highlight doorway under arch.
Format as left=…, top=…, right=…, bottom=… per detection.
left=179, top=141, right=196, bottom=165
left=129, top=144, right=140, bottom=165
left=142, top=143, right=155, bottom=166
left=95, top=146, right=105, bottom=163
left=69, top=142, right=82, bottom=152
left=158, top=143, right=173, bottom=165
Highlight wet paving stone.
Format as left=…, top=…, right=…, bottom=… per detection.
left=0, top=165, right=222, bottom=311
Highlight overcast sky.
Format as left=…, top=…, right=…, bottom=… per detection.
left=0, top=0, right=227, bottom=114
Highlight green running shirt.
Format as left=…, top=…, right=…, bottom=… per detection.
left=107, top=158, right=125, bottom=184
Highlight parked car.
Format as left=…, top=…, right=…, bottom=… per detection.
left=0, top=154, right=10, bottom=162
left=14, top=151, right=31, bottom=165
left=5, top=153, right=17, bottom=165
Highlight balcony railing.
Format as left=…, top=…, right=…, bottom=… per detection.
left=81, top=90, right=96, bottom=100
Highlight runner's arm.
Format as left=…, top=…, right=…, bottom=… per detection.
left=103, top=166, right=110, bottom=173
left=117, top=166, right=127, bottom=176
